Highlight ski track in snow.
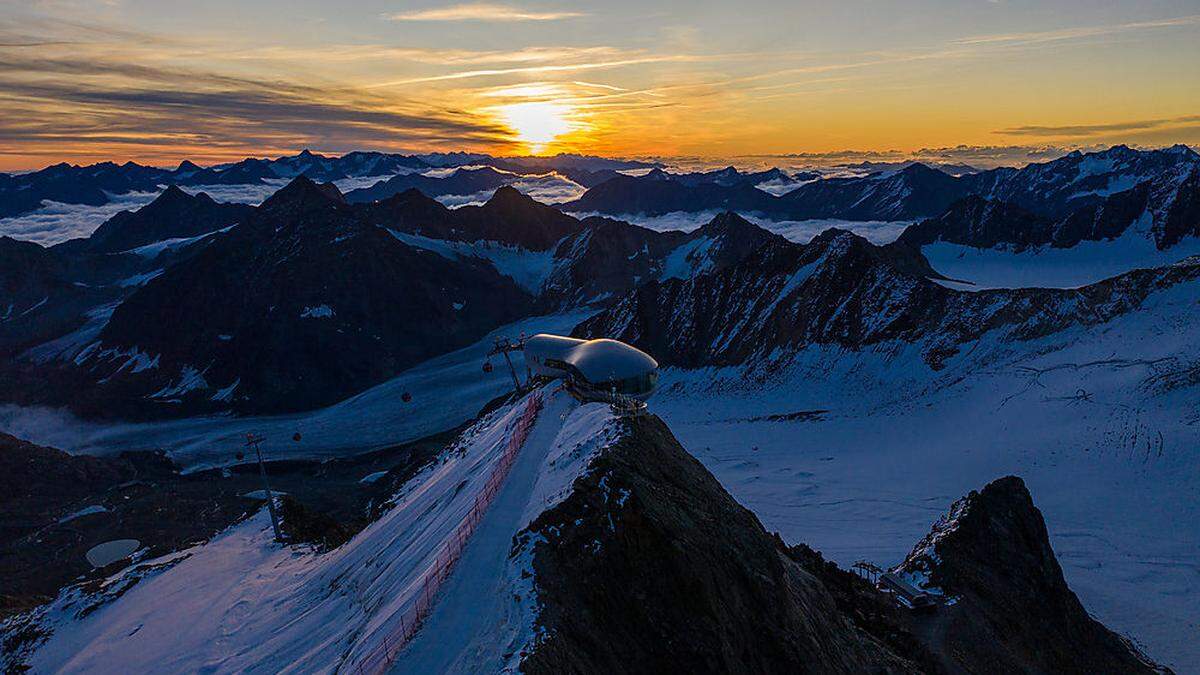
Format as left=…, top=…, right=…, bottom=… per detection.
left=18, top=388, right=619, bottom=674
left=387, top=392, right=598, bottom=673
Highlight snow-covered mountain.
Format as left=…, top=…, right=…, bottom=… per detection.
left=0, top=151, right=654, bottom=221
left=959, top=143, right=1200, bottom=218
left=561, top=145, right=1200, bottom=225
left=562, top=170, right=780, bottom=216
left=0, top=180, right=786, bottom=418
left=3, top=145, right=1199, bottom=672
left=70, top=186, right=254, bottom=254
left=576, top=226, right=1200, bottom=370
left=904, top=163, right=1200, bottom=253
left=1, top=387, right=1160, bottom=673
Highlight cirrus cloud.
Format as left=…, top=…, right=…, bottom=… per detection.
left=385, top=3, right=585, bottom=23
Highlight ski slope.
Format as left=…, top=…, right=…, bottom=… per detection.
left=11, top=387, right=621, bottom=674
left=386, top=394, right=617, bottom=673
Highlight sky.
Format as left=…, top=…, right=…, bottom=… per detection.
left=0, top=0, right=1198, bottom=170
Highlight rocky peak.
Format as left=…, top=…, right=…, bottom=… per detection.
left=480, top=184, right=529, bottom=208
left=1165, top=143, right=1198, bottom=158
left=898, top=195, right=1050, bottom=250
left=85, top=185, right=251, bottom=253
left=153, top=184, right=210, bottom=208
left=520, top=413, right=922, bottom=674
left=897, top=476, right=1164, bottom=674
left=259, top=175, right=345, bottom=213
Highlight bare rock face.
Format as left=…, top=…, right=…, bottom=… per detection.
left=896, top=476, right=1167, bottom=674
left=576, top=226, right=1200, bottom=371
left=519, top=413, right=924, bottom=674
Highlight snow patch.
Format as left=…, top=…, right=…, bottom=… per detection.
left=299, top=304, right=335, bottom=319
left=58, top=505, right=109, bottom=523
left=387, top=230, right=556, bottom=293
left=149, top=366, right=209, bottom=399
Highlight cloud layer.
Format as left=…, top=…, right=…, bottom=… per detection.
left=386, top=3, right=585, bottom=22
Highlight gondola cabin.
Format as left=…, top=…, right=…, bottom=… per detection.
left=523, top=334, right=659, bottom=400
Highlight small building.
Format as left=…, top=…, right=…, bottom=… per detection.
left=524, top=334, right=659, bottom=399
left=879, top=572, right=937, bottom=611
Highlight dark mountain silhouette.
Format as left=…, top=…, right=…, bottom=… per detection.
left=82, top=186, right=253, bottom=253
left=902, top=165, right=1200, bottom=252
left=895, top=476, right=1163, bottom=673
left=345, top=167, right=518, bottom=203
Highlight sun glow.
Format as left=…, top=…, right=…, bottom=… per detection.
left=496, top=101, right=577, bottom=154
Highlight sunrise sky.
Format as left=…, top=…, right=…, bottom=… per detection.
left=1, top=0, right=1198, bottom=170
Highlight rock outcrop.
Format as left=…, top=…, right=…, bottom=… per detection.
left=895, top=476, right=1166, bottom=674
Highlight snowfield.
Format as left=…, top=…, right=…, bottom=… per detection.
left=925, top=229, right=1200, bottom=290
left=649, top=276, right=1200, bottom=670
left=0, top=308, right=597, bottom=471
left=11, top=386, right=619, bottom=674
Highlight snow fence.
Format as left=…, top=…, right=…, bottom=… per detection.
left=350, top=391, right=544, bottom=674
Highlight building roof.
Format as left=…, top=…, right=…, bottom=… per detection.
left=524, top=334, right=586, bottom=362
left=525, top=334, right=658, bottom=384
left=564, top=338, right=658, bottom=384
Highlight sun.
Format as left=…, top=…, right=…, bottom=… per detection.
left=496, top=101, right=576, bottom=154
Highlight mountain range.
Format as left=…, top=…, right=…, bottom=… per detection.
left=562, top=144, right=1200, bottom=224
left=0, top=150, right=654, bottom=219
left=3, top=145, right=1200, bottom=419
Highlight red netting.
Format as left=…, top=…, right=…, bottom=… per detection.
left=350, top=391, right=544, bottom=674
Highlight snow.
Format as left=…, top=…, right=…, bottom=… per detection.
left=19, top=302, right=118, bottom=365
left=210, top=379, right=240, bottom=402
left=299, top=304, right=335, bottom=319
left=9, top=308, right=596, bottom=471
left=149, top=366, right=208, bottom=399
left=17, top=296, right=48, bottom=317
left=923, top=226, right=1200, bottom=290
left=58, top=505, right=108, bottom=523
left=647, top=276, right=1200, bottom=669
left=387, top=230, right=556, bottom=294
left=239, top=490, right=288, bottom=500
left=121, top=225, right=236, bottom=258
left=359, top=470, right=389, bottom=484
left=20, top=391, right=538, bottom=672
left=13, top=386, right=615, bottom=674
left=117, top=269, right=164, bottom=287
left=660, top=236, right=717, bottom=280
left=389, top=394, right=618, bottom=673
